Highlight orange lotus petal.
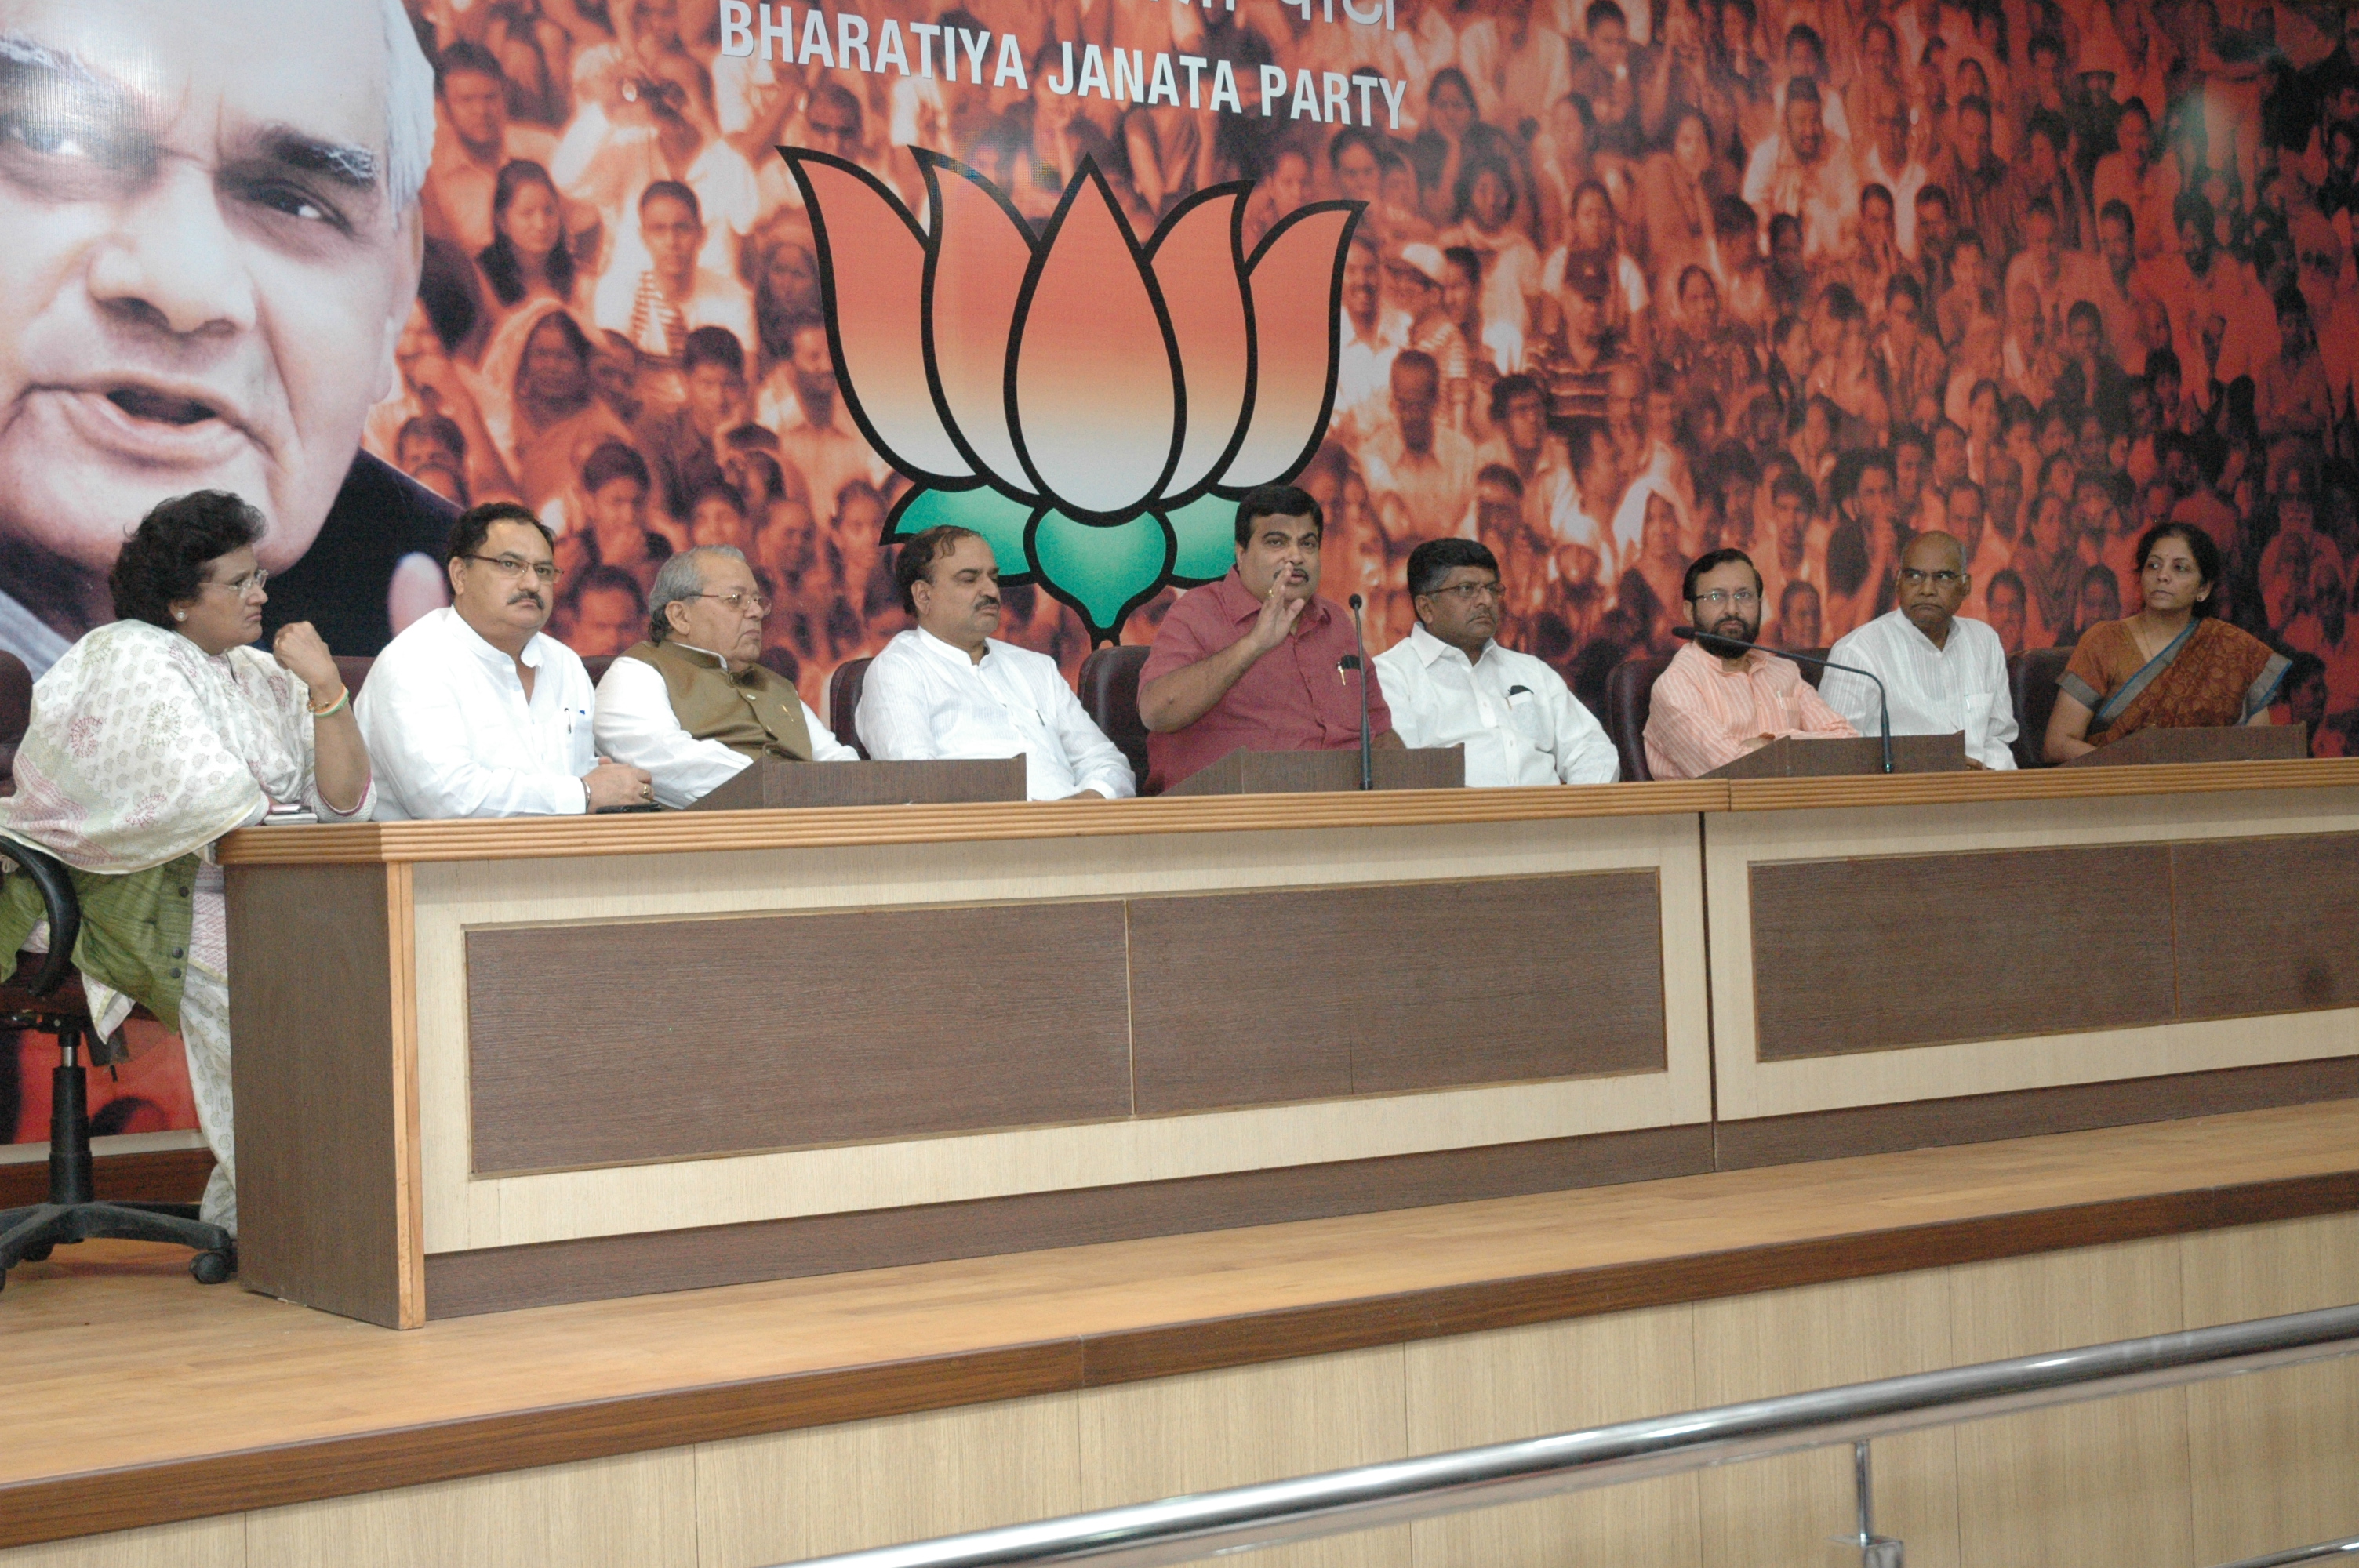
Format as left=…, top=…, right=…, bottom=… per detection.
left=1147, top=189, right=1252, bottom=501
left=926, top=158, right=1035, bottom=492
left=1011, top=167, right=1180, bottom=517
left=787, top=154, right=971, bottom=482
left=1221, top=205, right=1359, bottom=490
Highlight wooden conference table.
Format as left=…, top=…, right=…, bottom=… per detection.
left=215, top=754, right=2359, bottom=1328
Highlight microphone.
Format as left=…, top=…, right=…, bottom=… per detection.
left=1348, top=593, right=1374, bottom=791
left=1671, top=626, right=1894, bottom=774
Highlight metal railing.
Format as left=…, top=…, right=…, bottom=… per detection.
left=766, top=1301, right=2359, bottom=1568
left=2217, top=1540, right=2359, bottom=1568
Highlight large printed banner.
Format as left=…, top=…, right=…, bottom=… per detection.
left=8, top=0, right=2359, bottom=1137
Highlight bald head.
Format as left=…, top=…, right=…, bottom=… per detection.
left=1897, top=531, right=1969, bottom=644
left=1904, top=531, right=1967, bottom=572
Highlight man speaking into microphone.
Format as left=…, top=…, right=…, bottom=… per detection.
left=1139, top=485, right=1402, bottom=794
left=1643, top=548, right=1856, bottom=780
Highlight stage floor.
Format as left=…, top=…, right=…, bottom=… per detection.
left=5, top=1100, right=2357, bottom=1552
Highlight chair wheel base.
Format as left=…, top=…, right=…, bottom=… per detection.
left=2, top=1200, right=234, bottom=1287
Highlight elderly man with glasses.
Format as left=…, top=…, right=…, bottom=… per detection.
left=1642, top=546, right=1857, bottom=779
left=357, top=502, right=653, bottom=818
left=593, top=546, right=857, bottom=807
left=1374, top=538, right=1619, bottom=786
left=1820, top=531, right=2019, bottom=770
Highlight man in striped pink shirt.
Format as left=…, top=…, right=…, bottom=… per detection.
left=1644, top=548, right=1857, bottom=779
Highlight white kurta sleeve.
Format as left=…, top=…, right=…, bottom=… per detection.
left=1978, top=628, right=2022, bottom=769
left=1372, top=645, right=1435, bottom=748
left=593, top=658, right=751, bottom=809
left=1816, top=634, right=1885, bottom=739
left=805, top=702, right=860, bottom=762
left=1544, top=671, right=1622, bottom=784
left=1040, top=671, right=1136, bottom=799
left=852, top=644, right=944, bottom=761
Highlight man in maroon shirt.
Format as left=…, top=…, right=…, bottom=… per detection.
left=1138, top=485, right=1404, bottom=792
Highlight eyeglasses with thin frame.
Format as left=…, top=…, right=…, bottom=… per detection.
left=458, top=553, right=559, bottom=584
left=1897, top=568, right=1965, bottom=587
left=689, top=590, right=772, bottom=615
left=1688, top=588, right=1758, bottom=607
left=204, top=567, right=270, bottom=598
left=1427, top=580, right=1507, bottom=604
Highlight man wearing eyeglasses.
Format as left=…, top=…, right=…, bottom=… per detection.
left=357, top=502, right=653, bottom=818
left=593, top=546, right=856, bottom=806
left=1820, top=531, right=2019, bottom=770
left=1642, top=547, right=1856, bottom=779
left=1373, top=539, right=1619, bottom=786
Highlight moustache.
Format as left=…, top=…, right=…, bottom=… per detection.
left=974, top=597, right=1001, bottom=612
left=1714, top=616, right=1749, bottom=633
left=509, top=593, right=546, bottom=608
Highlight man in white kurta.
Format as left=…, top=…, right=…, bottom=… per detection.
left=1375, top=538, right=1620, bottom=786
left=855, top=527, right=1135, bottom=801
left=1819, top=530, right=2020, bottom=770
left=357, top=505, right=652, bottom=818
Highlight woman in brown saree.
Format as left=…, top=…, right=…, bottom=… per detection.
left=2045, top=522, right=2289, bottom=763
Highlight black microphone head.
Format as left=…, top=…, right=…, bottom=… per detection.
left=1670, top=625, right=1698, bottom=640
left=1348, top=593, right=1365, bottom=611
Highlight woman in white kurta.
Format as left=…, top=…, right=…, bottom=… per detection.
left=1, top=492, right=373, bottom=1236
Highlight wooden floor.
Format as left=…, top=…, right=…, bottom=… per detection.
left=5, top=1099, right=2359, bottom=1552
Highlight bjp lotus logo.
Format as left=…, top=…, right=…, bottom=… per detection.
left=784, top=149, right=1361, bottom=637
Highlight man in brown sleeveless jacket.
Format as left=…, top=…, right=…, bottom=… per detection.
left=592, top=546, right=856, bottom=806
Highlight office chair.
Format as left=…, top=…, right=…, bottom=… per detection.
left=1605, top=654, right=1673, bottom=782
left=0, top=840, right=235, bottom=1292
left=1078, top=645, right=1152, bottom=793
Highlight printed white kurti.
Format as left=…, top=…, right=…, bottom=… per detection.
left=1, top=619, right=373, bottom=1232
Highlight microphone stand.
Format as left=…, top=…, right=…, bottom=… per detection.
left=1672, top=626, right=1894, bottom=775
left=1347, top=593, right=1374, bottom=790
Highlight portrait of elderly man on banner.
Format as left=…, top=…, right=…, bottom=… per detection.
left=0, top=0, right=454, bottom=675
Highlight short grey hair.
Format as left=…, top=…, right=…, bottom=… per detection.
left=647, top=546, right=747, bottom=642
left=381, top=0, right=437, bottom=210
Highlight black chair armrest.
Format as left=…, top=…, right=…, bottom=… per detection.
left=0, top=836, right=78, bottom=997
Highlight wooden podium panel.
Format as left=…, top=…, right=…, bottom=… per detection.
left=1164, top=746, right=1465, bottom=795
left=2066, top=724, right=2308, bottom=768
left=1703, top=733, right=1968, bottom=779
left=685, top=756, right=1026, bottom=809
left=1699, top=768, right=2359, bottom=1152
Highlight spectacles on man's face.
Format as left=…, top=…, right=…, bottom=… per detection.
left=460, top=553, right=559, bottom=584
left=1429, top=580, right=1507, bottom=603
left=1898, top=568, right=1965, bottom=588
left=205, top=567, right=270, bottom=598
left=691, top=590, right=772, bottom=615
left=1688, top=588, right=1758, bottom=607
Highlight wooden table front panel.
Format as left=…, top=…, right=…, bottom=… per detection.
left=1749, top=844, right=2175, bottom=1059
left=1127, top=873, right=1666, bottom=1113
left=462, top=869, right=1672, bottom=1174
left=407, top=813, right=1710, bottom=1258
left=465, top=902, right=1132, bottom=1172
left=1708, top=789, right=2359, bottom=1126
left=1750, top=833, right=2359, bottom=1062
